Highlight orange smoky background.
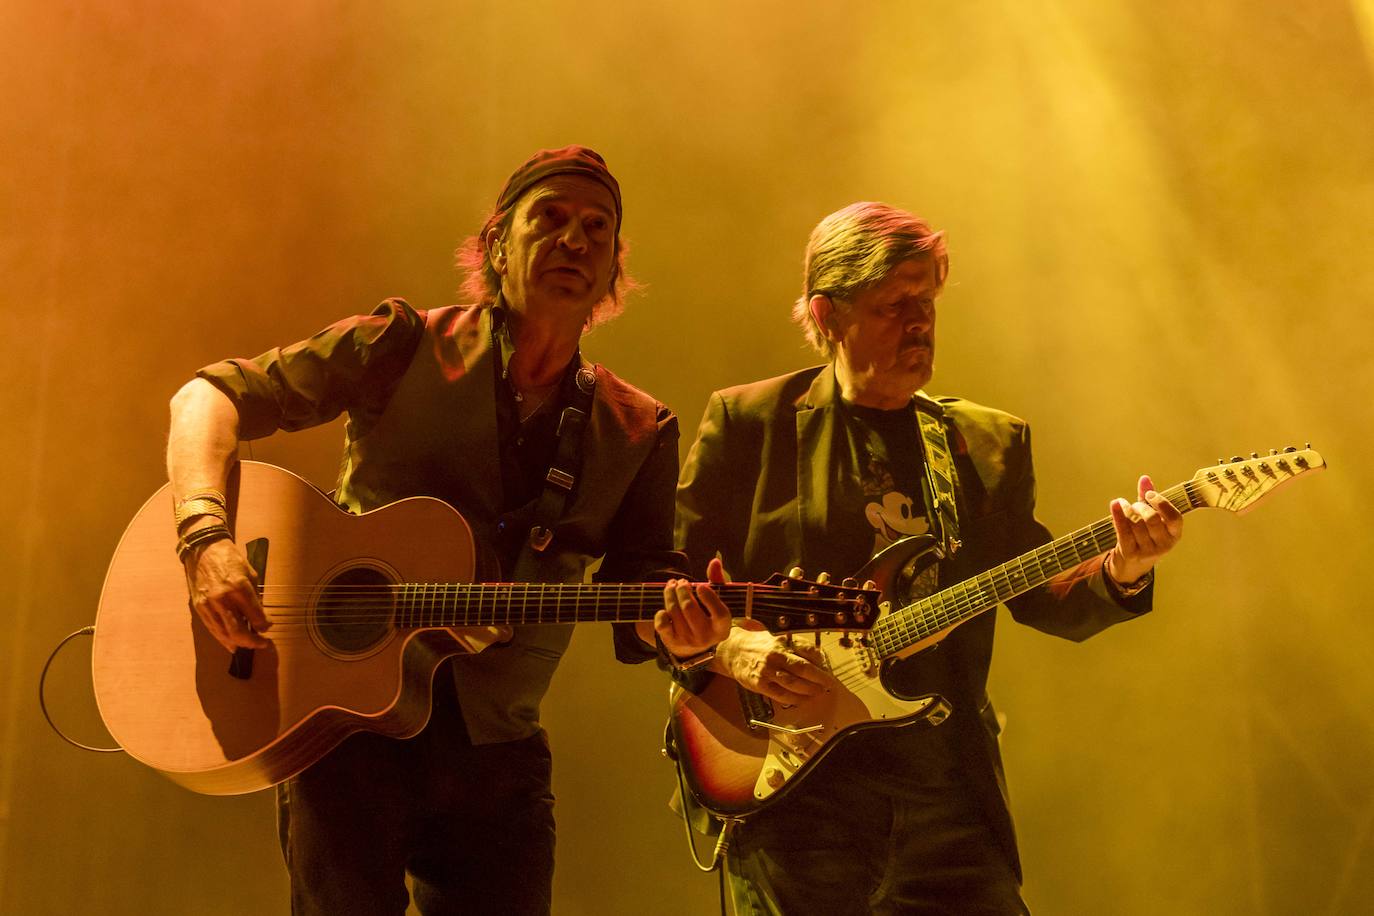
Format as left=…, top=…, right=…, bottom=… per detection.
left=2, top=2, right=1371, bottom=914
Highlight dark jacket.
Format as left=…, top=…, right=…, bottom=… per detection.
left=675, top=363, right=1151, bottom=878
left=202, top=301, right=682, bottom=744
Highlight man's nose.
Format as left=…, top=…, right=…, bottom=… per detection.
left=905, top=308, right=933, bottom=332
left=557, top=221, right=588, bottom=252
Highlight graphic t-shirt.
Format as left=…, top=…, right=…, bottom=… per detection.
left=821, top=399, right=961, bottom=788
left=828, top=400, right=932, bottom=580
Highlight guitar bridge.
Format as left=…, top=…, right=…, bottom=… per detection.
left=747, top=720, right=824, bottom=736
left=738, top=684, right=774, bottom=729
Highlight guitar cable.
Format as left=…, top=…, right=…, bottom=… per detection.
left=38, top=626, right=123, bottom=753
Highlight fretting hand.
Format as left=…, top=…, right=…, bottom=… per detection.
left=1106, top=474, right=1184, bottom=585
left=639, top=556, right=734, bottom=660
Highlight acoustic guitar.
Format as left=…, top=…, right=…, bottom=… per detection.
left=92, top=461, right=878, bottom=795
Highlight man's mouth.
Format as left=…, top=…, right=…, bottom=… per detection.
left=546, top=265, right=587, bottom=280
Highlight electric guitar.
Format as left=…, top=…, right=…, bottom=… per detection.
left=668, top=448, right=1327, bottom=818
left=92, top=461, right=879, bottom=795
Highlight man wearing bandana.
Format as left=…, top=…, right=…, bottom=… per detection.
left=167, top=147, right=713, bottom=915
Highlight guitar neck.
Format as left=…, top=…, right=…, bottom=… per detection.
left=870, top=480, right=1204, bottom=659
left=394, top=582, right=816, bottom=628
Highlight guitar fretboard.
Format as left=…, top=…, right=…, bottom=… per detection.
left=391, top=582, right=864, bottom=628
left=870, top=481, right=1202, bottom=658
left=396, top=583, right=670, bottom=627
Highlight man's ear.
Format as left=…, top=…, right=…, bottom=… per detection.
left=809, top=294, right=837, bottom=340
left=485, top=227, right=506, bottom=274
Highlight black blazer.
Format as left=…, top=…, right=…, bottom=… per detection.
left=675, top=363, right=1152, bottom=878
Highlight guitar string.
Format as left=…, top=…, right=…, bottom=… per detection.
left=245, top=594, right=866, bottom=625
left=869, top=479, right=1198, bottom=642
left=243, top=478, right=1180, bottom=637
left=821, top=479, right=1205, bottom=681
left=228, top=472, right=1275, bottom=628
left=248, top=602, right=864, bottom=625
left=214, top=474, right=1285, bottom=648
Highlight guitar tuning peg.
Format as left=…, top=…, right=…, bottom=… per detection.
left=1305, top=441, right=1311, bottom=450
left=1251, top=452, right=1259, bottom=460
left=1269, top=448, right=1278, bottom=456
left=788, top=567, right=804, bottom=580
left=1217, top=457, right=1225, bottom=465
left=816, top=572, right=832, bottom=584
left=862, top=579, right=878, bottom=591
left=841, top=577, right=858, bottom=588
left=1284, top=446, right=1297, bottom=453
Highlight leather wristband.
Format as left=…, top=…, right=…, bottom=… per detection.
left=1104, top=554, right=1153, bottom=599
left=176, top=522, right=232, bottom=562
left=655, top=633, right=717, bottom=673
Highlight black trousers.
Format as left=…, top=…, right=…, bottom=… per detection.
left=724, top=754, right=1027, bottom=916
left=277, top=671, right=556, bottom=915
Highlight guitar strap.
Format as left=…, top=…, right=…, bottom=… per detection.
left=912, top=393, right=962, bottom=556
left=522, top=360, right=598, bottom=555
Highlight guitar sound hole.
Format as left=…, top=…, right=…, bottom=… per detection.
left=315, top=566, right=394, bottom=655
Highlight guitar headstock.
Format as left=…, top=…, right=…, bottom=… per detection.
left=751, top=570, right=880, bottom=632
left=1190, top=446, right=1325, bottom=515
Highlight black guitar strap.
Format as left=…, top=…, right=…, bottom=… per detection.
left=912, top=392, right=962, bottom=556
left=523, top=361, right=598, bottom=554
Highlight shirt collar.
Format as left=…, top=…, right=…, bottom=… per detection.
left=489, top=297, right=583, bottom=385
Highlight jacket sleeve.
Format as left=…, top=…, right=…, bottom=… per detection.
left=675, top=391, right=751, bottom=581
left=599, top=404, right=691, bottom=663
left=1000, top=421, right=1153, bottom=642
left=195, top=298, right=425, bottom=440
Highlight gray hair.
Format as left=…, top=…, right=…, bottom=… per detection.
left=792, top=202, right=948, bottom=357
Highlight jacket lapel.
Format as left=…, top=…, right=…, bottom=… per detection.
left=795, top=365, right=840, bottom=573
left=436, top=305, right=505, bottom=518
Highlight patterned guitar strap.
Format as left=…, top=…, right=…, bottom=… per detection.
left=912, top=392, right=962, bottom=557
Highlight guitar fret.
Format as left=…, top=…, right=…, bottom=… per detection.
left=872, top=486, right=1215, bottom=661
left=374, top=577, right=894, bottom=633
